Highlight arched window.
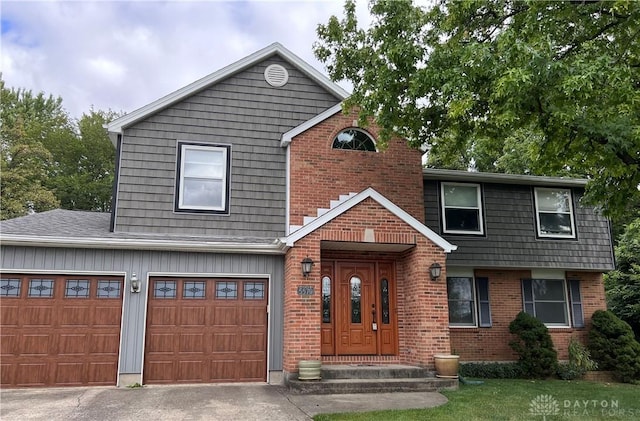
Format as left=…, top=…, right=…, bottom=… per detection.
left=332, top=128, right=376, bottom=151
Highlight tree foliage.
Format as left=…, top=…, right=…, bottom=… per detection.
left=1, top=79, right=118, bottom=220
left=1, top=80, right=65, bottom=219
left=44, top=109, right=119, bottom=212
left=605, top=218, right=640, bottom=339
left=315, top=0, right=640, bottom=219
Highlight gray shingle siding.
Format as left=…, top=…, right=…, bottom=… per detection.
left=114, top=55, right=341, bottom=237
left=424, top=180, right=615, bottom=270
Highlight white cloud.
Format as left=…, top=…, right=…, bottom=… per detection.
left=85, top=57, right=127, bottom=83
left=1, top=0, right=370, bottom=119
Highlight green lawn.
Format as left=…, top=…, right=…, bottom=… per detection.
left=313, top=379, right=640, bottom=421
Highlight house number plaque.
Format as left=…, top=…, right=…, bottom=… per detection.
left=297, top=286, right=315, bottom=296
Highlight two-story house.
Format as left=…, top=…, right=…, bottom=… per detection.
left=0, top=43, right=614, bottom=388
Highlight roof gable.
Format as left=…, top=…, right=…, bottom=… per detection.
left=283, top=187, right=457, bottom=253
left=280, top=103, right=342, bottom=147
left=106, top=43, right=349, bottom=135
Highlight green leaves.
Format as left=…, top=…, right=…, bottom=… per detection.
left=315, top=0, right=640, bottom=219
left=605, top=218, right=640, bottom=340
left=1, top=79, right=118, bottom=220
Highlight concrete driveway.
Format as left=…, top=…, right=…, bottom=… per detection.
left=0, top=384, right=448, bottom=420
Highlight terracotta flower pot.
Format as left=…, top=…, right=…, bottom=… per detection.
left=434, top=354, right=459, bottom=379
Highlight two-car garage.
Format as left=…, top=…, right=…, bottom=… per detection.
left=1, top=273, right=270, bottom=387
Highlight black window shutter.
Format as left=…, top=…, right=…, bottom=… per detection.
left=569, top=279, right=584, bottom=328
left=522, top=279, right=535, bottom=316
left=475, top=277, right=492, bottom=327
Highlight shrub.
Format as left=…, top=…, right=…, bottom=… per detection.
left=588, top=310, right=640, bottom=383
left=459, top=362, right=524, bottom=379
left=556, top=362, right=582, bottom=380
left=557, top=338, right=597, bottom=380
left=509, top=311, right=558, bottom=378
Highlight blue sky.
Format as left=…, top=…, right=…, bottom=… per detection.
left=1, top=0, right=371, bottom=118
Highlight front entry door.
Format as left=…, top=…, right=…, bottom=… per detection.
left=337, top=262, right=377, bottom=355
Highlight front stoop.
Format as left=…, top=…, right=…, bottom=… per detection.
left=286, top=364, right=458, bottom=395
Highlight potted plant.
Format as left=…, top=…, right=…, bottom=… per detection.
left=434, top=353, right=460, bottom=378
left=298, top=359, right=322, bottom=380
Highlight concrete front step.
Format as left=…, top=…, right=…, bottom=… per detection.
left=287, top=377, right=458, bottom=395
left=286, top=364, right=458, bottom=395
left=321, top=364, right=433, bottom=380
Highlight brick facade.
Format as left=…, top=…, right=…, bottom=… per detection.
left=283, top=108, right=608, bottom=378
left=282, top=199, right=449, bottom=375
left=289, top=110, right=424, bottom=225
left=450, top=269, right=607, bottom=361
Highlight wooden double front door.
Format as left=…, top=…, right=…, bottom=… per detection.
left=321, top=261, right=397, bottom=356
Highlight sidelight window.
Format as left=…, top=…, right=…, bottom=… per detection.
left=322, top=276, right=331, bottom=323
left=350, top=276, right=361, bottom=323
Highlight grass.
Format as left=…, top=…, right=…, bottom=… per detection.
left=313, top=379, right=640, bottom=421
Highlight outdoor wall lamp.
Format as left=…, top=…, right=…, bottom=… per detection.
left=430, top=262, right=442, bottom=282
left=130, top=272, right=141, bottom=293
left=301, top=257, right=314, bottom=278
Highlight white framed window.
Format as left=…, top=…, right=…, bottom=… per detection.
left=446, top=276, right=491, bottom=327
left=441, top=182, right=484, bottom=235
left=175, top=142, right=230, bottom=213
left=522, top=279, right=571, bottom=327
left=534, top=187, right=576, bottom=238
left=331, top=128, right=377, bottom=151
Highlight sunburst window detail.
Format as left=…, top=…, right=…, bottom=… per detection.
left=332, top=128, right=376, bottom=151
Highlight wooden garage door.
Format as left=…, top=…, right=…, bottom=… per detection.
left=144, top=277, right=268, bottom=384
left=0, top=274, right=124, bottom=387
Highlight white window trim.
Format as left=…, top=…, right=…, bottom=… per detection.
left=331, top=128, right=378, bottom=152
left=534, top=187, right=576, bottom=239
left=177, top=143, right=229, bottom=212
left=441, top=182, right=484, bottom=235
left=525, top=278, right=572, bottom=328
left=447, top=276, right=478, bottom=328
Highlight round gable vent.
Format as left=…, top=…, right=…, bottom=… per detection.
left=264, top=64, right=289, bottom=87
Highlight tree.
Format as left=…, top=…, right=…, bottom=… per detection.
left=44, top=109, right=118, bottom=212
left=0, top=139, right=60, bottom=220
left=605, top=218, right=640, bottom=339
left=1, top=79, right=118, bottom=220
left=315, top=0, right=640, bottom=220
left=1, top=80, right=66, bottom=219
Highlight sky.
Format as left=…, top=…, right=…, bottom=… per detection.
left=1, top=0, right=372, bottom=119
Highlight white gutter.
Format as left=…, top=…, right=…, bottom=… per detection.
left=423, top=169, right=589, bottom=186
left=1, top=235, right=288, bottom=255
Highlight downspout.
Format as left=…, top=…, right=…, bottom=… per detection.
left=109, top=133, right=123, bottom=233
